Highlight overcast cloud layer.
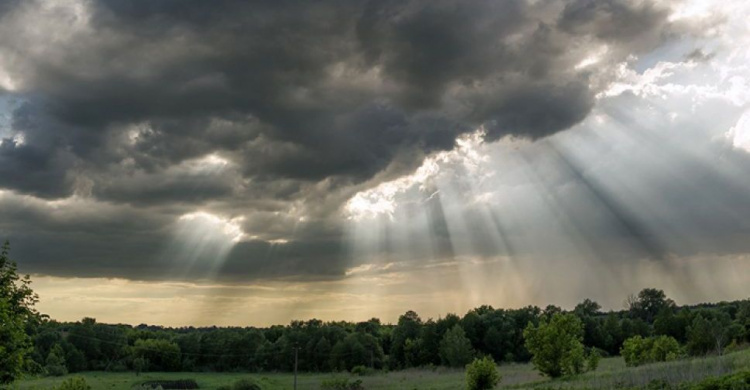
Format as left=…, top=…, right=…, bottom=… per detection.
left=0, top=0, right=749, bottom=324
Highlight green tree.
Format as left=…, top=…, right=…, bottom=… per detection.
left=687, top=312, right=738, bottom=356
left=523, top=313, right=585, bottom=378
left=650, top=335, right=680, bottom=362
left=439, top=325, right=475, bottom=367
left=390, top=310, right=422, bottom=368
left=586, top=348, right=601, bottom=371
left=132, top=338, right=181, bottom=371
left=45, top=344, right=68, bottom=376
left=466, top=356, right=500, bottom=390
left=621, top=335, right=679, bottom=366
left=132, top=357, right=148, bottom=376
left=627, top=288, right=676, bottom=323
left=0, top=241, right=39, bottom=385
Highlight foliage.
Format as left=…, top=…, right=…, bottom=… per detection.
left=627, top=288, right=676, bottom=323
left=350, top=365, right=374, bottom=376
left=523, top=313, right=586, bottom=378
left=133, top=357, right=148, bottom=376
left=8, top=284, right=747, bottom=377
left=689, top=370, right=750, bottom=390
left=320, top=377, right=364, bottom=390
left=621, top=335, right=680, bottom=367
left=686, top=313, right=741, bottom=356
left=140, top=379, right=200, bottom=389
left=0, top=241, right=38, bottom=385
left=587, top=348, right=601, bottom=372
left=231, top=378, right=261, bottom=390
left=54, top=377, right=91, bottom=390
left=439, top=325, right=475, bottom=367
left=132, top=338, right=182, bottom=372
left=465, top=356, right=500, bottom=390
left=45, top=344, right=68, bottom=376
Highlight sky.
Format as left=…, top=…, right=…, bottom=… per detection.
left=0, top=0, right=749, bottom=327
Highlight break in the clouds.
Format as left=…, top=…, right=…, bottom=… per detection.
left=0, top=0, right=749, bottom=325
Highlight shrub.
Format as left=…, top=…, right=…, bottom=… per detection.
left=55, top=377, right=91, bottom=390
left=691, top=370, right=750, bottom=390
left=350, top=365, right=373, bottom=376
left=140, top=379, right=199, bottom=389
left=133, top=357, right=148, bottom=375
left=320, top=377, right=364, bottom=390
left=466, top=356, right=500, bottom=390
left=232, top=378, right=262, bottom=390
left=523, top=313, right=586, bottom=378
left=621, top=335, right=680, bottom=367
left=586, top=348, right=601, bottom=372
left=651, top=335, right=680, bottom=362
left=644, top=379, right=671, bottom=390
left=45, top=344, right=68, bottom=376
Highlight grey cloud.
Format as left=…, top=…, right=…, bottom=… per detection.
left=0, top=0, right=696, bottom=282
left=0, top=0, right=677, bottom=196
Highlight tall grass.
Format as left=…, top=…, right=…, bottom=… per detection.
left=511, top=348, right=750, bottom=389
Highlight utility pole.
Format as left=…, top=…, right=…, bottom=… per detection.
left=293, top=344, right=299, bottom=390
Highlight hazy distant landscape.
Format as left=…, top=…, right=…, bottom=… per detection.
left=3, top=244, right=750, bottom=390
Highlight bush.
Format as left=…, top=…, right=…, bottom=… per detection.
left=320, top=377, right=364, bottom=390
left=523, top=313, right=586, bottom=378
left=644, top=379, right=671, bottom=390
left=55, top=377, right=91, bottom=390
left=466, top=356, right=500, bottom=390
left=586, top=348, right=601, bottom=372
left=232, top=378, right=262, bottom=390
left=350, top=365, right=374, bottom=376
left=691, top=370, right=750, bottom=390
left=140, top=379, right=199, bottom=389
left=133, top=357, right=148, bottom=375
left=45, top=344, right=68, bottom=376
left=621, top=335, right=680, bottom=367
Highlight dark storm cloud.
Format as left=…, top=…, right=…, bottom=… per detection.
left=0, top=0, right=678, bottom=193
left=0, top=0, right=689, bottom=281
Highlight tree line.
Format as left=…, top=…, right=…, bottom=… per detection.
left=2, top=241, right=750, bottom=384
left=28, top=291, right=750, bottom=377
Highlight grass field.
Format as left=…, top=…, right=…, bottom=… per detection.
left=11, top=348, right=750, bottom=390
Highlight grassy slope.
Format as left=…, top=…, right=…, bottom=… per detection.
left=12, top=348, right=749, bottom=390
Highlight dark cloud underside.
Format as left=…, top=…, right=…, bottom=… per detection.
left=1, top=0, right=731, bottom=283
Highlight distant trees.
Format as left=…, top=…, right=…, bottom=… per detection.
left=523, top=313, right=586, bottom=378
left=132, top=339, right=181, bottom=371
left=45, top=344, right=68, bottom=376
left=686, top=312, right=742, bottom=356
left=390, top=310, right=421, bottom=368
left=0, top=241, right=39, bottom=385
left=3, top=282, right=745, bottom=377
left=627, top=288, right=676, bottom=323
left=330, top=332, right=383, bottom=371
left=439, top=325, right=474, bottom=367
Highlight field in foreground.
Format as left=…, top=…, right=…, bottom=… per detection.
left=12, top=348, right=750, bottom=390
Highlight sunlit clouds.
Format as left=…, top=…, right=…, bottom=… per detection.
left=1, top=0, right=750, bottom=327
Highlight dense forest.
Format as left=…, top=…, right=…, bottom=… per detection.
left=27, top=289, right=750, bottom=375
left=2, top=242, right=749, bottom=379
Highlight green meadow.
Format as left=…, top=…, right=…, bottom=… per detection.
left=12, top=348, right=750, bottom=390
